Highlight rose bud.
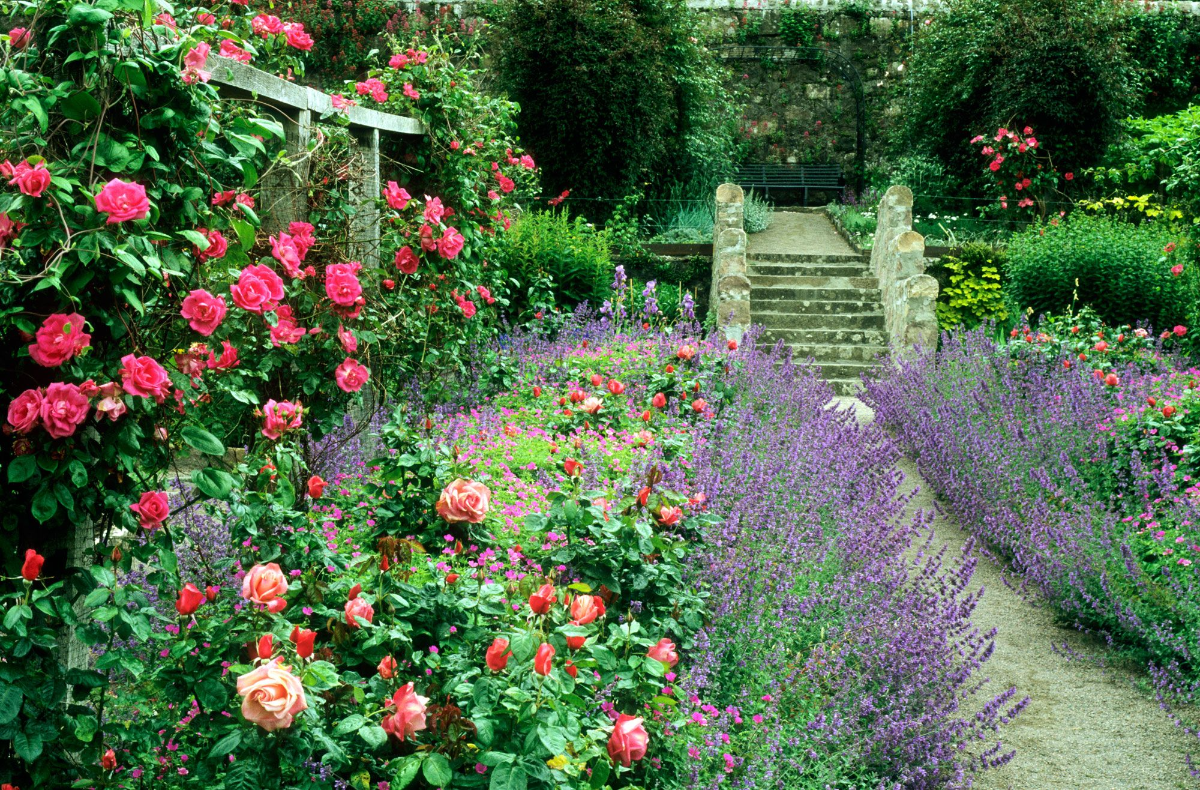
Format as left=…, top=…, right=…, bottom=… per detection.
left=566, top=635, right=586, bottom=650
left=486, top=637, right=512, bottom=671
left=101, top=748, right=118, bottom=771
left=307, top=475, right=327, bottom=499
left=529, top=583, right=556, bottom=615
left=175, top=583, right=204, bottom=616
left=445, top=572, right=460, bottom=585
left=652, top=392, right=666, bottom=409
left=21, top=548, right=44, bottom=582
left=533, top=642, right=554, bottom=676
left=205, top=585, right=219, bottom=601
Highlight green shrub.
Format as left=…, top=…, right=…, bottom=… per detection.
left=490, top=0, right=741, bottom=213
left=743, top=189, right=774, bottom=234
left=1004, top=214, right=1188, bottom=331
left=933, top=243, right=1009, bottom=329
left=902, top=0, right=1140, bottom=188
left=497, top=210, right=614, bottom=316
left=1094, top=105, right=1200, bottom=215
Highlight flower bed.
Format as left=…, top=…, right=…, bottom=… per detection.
left=3, top=318, right=1019, bottom=789
left=863, top=323, right=1200, bottom=691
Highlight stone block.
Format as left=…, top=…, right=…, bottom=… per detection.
left=805, top=84, right=831, bottom=101
left=869, top=17, right=894, bottom=37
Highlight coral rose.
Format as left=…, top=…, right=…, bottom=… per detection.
left=381, top=682, right=429, bottom=742
left=130, top=490, right=170, bottom=530
left=236, top=658, right=307, bottom=731
left=435, top=478, right=491, bottom=524
left=7, top=388, right=42, bottom=434
left=534, top=642, right=554, bottom=676
left=39, top=382, right=89, bottom=438
left=94, top=179, right=150, bottom=223
left=241, top=562, right=288, bottom=606
left=647, top=637, right=679, bottom=667
left=29, top=312, right=90, bottom=367
left=607, top=714, right=648, bottom=767
left=307, top=475, right=326, bottom=499
left=529, top=583, right=556, bottom=615
left=180, top=289, right=227, bottom=336
left=344, top=596, right=374, bottom=628
left=378, top=655, right=398, bottom=679
left=175, top=583, right=204, bottom=616
left=569, top=594, right=605, bottom=626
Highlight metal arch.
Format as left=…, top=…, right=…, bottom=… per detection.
left=716, top=44, right=866, bottom=196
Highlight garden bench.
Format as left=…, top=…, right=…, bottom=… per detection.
left=733, top=163, right=845, bottom=205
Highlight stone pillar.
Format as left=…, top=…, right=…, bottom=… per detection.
left=259, top=108, right=312, bottom=237
left=348, top=128, right=381, bottom=269
left=871, top=185, right=939, bottom=353
left=870, top=185, right=913, bottom=279
left=711, top=183, right=748, bottom=337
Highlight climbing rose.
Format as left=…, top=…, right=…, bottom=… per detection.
left=261, top=399, right=302, bottom=439
left=7, top=388, right=42, bottom=434
left=176, top=583, right=204, bottom=616
left=381, top=683, right=429, bottom=741
left=207, top=340, right=239, bottom=370
left=181, top=289, right=227, bottom=336
left=21, top=548, right=43, bottom=581
left=242, top=562, right=288, bottom=609
left=130, top=490, right=170, bottom=530
left=28, top=313, right=90, bottom=367
left=251, top=13, right=283, bottom=35
left=181, top=42, right=211, bottom=83
left=384, top=181, right=411, bottom=210
left=94, top=179, right=149, bottom=223
left=40, top=382, right=89, bottom=438
left=534, top=643, right=554, bottom=676
left=486, top=637, right=512, bottom=671
left=335, top=357, right=370, bottom=393
left=394, top=245, right=419, bottom=274
left=93, top=382, right=125, bottom=422
left=119, top=354, right=171, bottom=401
left=325, top=263, right=363, bottom=306
left=236, top=658, right=307, bottom=731
left=283, top=22, right=313, bottom=50
left=607, top=715, right=648, bottom=766
left=195, top=228, right=228, bottom=261
left=230, top=264, right=285, bottom=314
left=1174, top=325, right=1188, bottom=337
left=1172, top=264, right=1184, bottom=277
left=338, top=324, right=358, bottom=354
left=647, top=638, right=679, bottom=667
left=9, top=27, right=30, bottom=48
left=218, top=39, right=252, bottom=62
left=436, top=478, right=491, bottom=523
left=437, top=227, right=465, bottom=259
left=307, top=475, right=326, bottom=498
left=569, top=594, right=605, bottom=626
left=529, top=583, right=556, bottom=615
left=270, top=232, right=304, bottom=278
left=12, top=161, right=50, bottom=197
left=345, top=597, right=374, bottom=628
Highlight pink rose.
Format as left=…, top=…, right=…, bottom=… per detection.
left=181, top=289, right=227, bottom=336
left=130, top=490, right=170, bottom=530
left=437, top=227, right=465, bottom=260
left=230, top=264, right=285, bottom=314
left=288, top=222, right=316, bottom=257
left=337, top=324, right=358, bottom=354
left=6, top=388, right=42, bottom=434
left=119, top=353, right=171, bottom=401
left=207, top=340, right=239, bottom=370
left=269, top=306, right=306, bottom=346
left=394, top=245, right=419, bottom=274
left=344, top=596, right=374, bottom=628
left=423, top=196, right=445, bottom=225
left=182, top=42, right=211, bottom=84
left=93, top=382, right=126, bottom=422
left=647, top=637, right=679, bottom=667
left=251, top=13, right=283, bottom=36
left=261, top=399, right=302, bottom=439
left=242, top=562, right=288, bottom=606
left=381, top=682, right=429, bottom=741
left=39, top=382, right=89, bottom=438
left=9, top=27, right=31, bottom=49
left=94, top=179, right=150, bottom=223
left=384, top=181, right=411, bottom=210
left=283, top=22, right=313, bottom=50
left=270, top=232, right=304, bottom=278
left=195, top=228, right=228, bottom=261
left=324, top=263, right=363, bottom=307
left=12, top=161, right=50, bottom=198
left=236, top=659, right=307, bottom=731
left=435, top=478, right=491, bottom=524
left=335, top=357, right=370, bottom=393
left=28, top=312, right=90, bottom=367
left=218, top=39, right=252, bottom=62
left=607, top=714, right=648, bottom=767
left=1175, top=325, right=1188, bottom=337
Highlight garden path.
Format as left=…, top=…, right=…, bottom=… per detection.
left=832, top=395, right=1196, bottom=790
left=748, top=211, right=886, bottom=393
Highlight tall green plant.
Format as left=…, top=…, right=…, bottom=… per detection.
left=496, top=210, right=615, bottom=315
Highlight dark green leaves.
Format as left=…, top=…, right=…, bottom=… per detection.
left=422, top=753, right=453, bottom=787
left=182, top=426, right=225, bottom=456
left=193, top=468, right=236, bottom=500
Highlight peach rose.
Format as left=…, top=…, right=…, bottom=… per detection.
left=381, top=682, right=429, bottom=741
left=344, top=596, right=374, bottom=628
left=647, top=637, right=679, bottom=668
left=435, top=478, right=491, bottom=524
left=236, top=658, right=307, bottom=731
left=241, top=562, right=288, bottom=606
left=607, top=714, right=648, bottom=767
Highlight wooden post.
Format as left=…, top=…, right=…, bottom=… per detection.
left=259, top=108, right=312, bottom=236
left=348, top=127, right=381, bottom=269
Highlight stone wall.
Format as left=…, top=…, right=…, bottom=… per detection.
left=710, top=183, right=751, bottom=340
left=870, top=185, right=938, bottom=350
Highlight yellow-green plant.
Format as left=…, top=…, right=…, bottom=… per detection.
left=936, top=244, right=1009, bottom=329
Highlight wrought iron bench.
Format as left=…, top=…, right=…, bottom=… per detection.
left=733, top=163, right=845, bottom=205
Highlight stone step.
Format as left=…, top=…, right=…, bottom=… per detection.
left=754, top=311, right=885, bottom=330
left=749, top=274, right=879, bottom=290
left=749, top=261, right=870, bottom=278
left=750, top=298, right=880, bottom=314
left=827, top=378, right=866, bottom=395
left=752, top=286, right=882, bottom=303
left=749, top=252, right=865, bottom=264
left=761, top=327, right=887, bottom=345
left=810, top=360, right=879, bottom=380
left=784, top=343, right=887, bottom=363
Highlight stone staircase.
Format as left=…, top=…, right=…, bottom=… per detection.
left=746, top=214, right=886, bottom=394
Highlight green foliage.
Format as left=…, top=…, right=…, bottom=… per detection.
left=934, top=243, right=1009, bottom=329
left=777, top=6, right=819, bottom=47
left=1004, top=214, right=1189, bottom=331
left=1128, top=10, right=1200, bottom=118
left=902, top=0, right=1141, bottom=189
left=743, top=189, right=774, bottom=234
left=1093, top=105, right=1200, bottom=216
left=490, top=0, right=741, bottom=214
left=497, top=210, right=614, bottom=316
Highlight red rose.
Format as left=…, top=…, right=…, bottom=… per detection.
left=533, top=643, right=554, bottom=676
left=307, top=475, right=327, bottom=498
left=176, top=583, right=204, bottom=616
left=485, top=637, right=512, bottom=671
left=21, top=548, right=44, bottom=581
left=291, top=627, right=316, bottom=659
left=529, top=583, right=556, bottom=615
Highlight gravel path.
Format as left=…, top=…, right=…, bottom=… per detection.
left=833, top=396, right=1196, bottom=789
left=748, top=210, right=856, bottom=256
